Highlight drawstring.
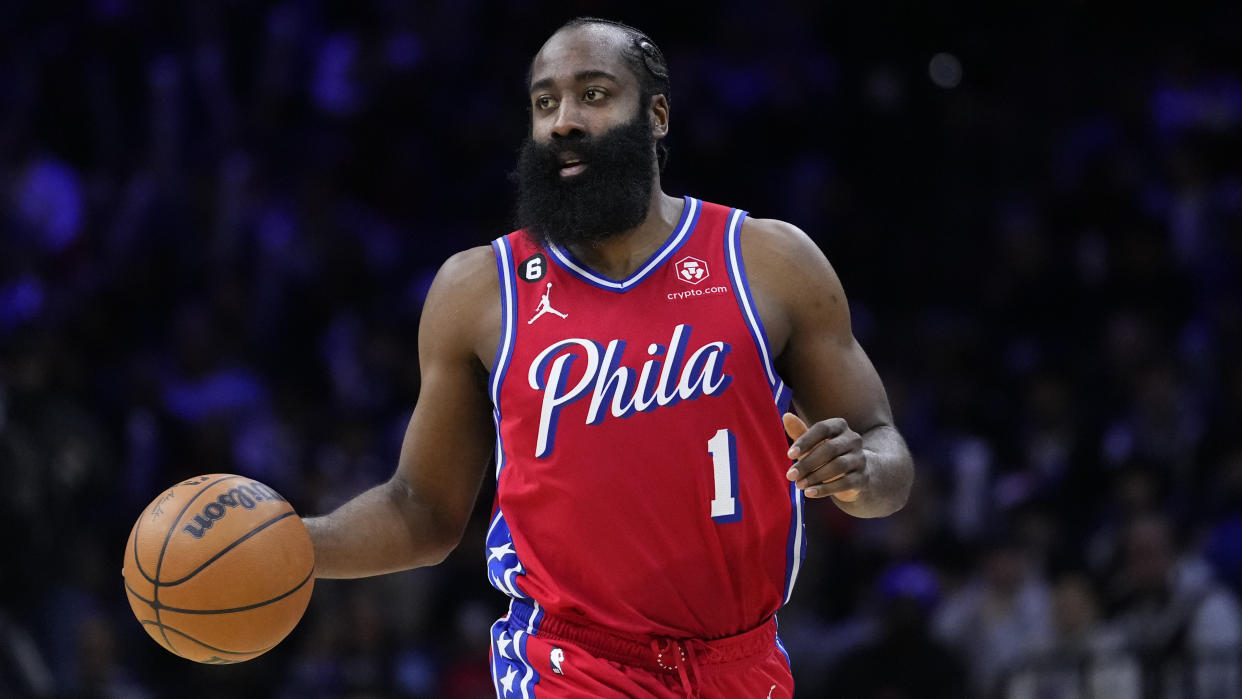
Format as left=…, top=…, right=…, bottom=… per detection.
left=651, top=638, right=700, bottom=698
left=684, top=642, right=700, bottom=697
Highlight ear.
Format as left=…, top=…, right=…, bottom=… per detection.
left=649, top=94, right=670, bottom=139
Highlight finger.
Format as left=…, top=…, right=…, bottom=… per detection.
left=784, top=414, right=847, bottom=460
left=796, top=451, right=866, bottom=490
left=801, top=465, right=864, bottom=502
left=783, top=413, right=810, bottom=481
left=787, top=431, right=863, bottom=482
left=809, top=480, right=862, bottom=501
left=783, top=414, right=866, bottom=503
left=807, top=484, right=862, bottom=502
left=782, top=412, right=807, bottom=442
left=801, top=472, right=848, bottom=498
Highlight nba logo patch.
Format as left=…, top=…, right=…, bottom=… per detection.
left=550, top=647, right=565, bottom=675
left=676, top=256, right=709, bottom=284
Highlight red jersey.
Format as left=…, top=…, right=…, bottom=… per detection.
left=485, top=197, right=805, bottom=641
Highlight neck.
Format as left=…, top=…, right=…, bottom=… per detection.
left=562, top=186, right=684, bottom=280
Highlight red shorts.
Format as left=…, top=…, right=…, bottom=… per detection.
left=489, top=600, right=795, bottom=698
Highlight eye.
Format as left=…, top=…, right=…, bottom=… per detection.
left=534, top=95, right=556, bottom=111
left=583, top=87, right=606, bottom=102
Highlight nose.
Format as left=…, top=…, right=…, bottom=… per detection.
left=551, top=99, right=586, bottom=139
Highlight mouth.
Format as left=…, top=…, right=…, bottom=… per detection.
left=558, top=153, right=588, bottom=178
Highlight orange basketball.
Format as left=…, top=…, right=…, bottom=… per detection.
left=122, top=474, right=315, bottom=664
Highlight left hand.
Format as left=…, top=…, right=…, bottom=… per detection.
left=782, top=413, right=865, bottom=501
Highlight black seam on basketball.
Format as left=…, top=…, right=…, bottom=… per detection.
left=131, top=506, right=157, bottom=584
left=125, top=579, right=157, bottom=606
left=153, top=475, right=244, bottom=655
left=139, top=620, right=278, bottom=656
left=158, top=511, right=297, bottom=586
left=129, top=566, right=313, bottom=615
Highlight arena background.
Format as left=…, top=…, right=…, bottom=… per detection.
left=2, top=2, right=1241, bottom=697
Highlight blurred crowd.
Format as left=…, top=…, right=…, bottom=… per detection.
left=2, top=2, right=1241, bottom=698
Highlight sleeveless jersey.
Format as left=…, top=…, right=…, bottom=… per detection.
left=485, top=197, right=806, bottom=641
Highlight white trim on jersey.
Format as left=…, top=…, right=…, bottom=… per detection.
left=525, top=599, right=541, bottom=635
left=783, top=484, right=806, bottom=605
left=722, top=206, right=805, bottom=603
left=491, top=236, right=519, bottom=481
left=491, top=237, right=518, bottom=407
left=548, top=197, right=700, bottom=291
left=724, top=208, right=781, bottom=393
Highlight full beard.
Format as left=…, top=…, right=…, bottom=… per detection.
left=512, top=111, right=658, bottom=250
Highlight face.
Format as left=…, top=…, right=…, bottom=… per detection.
left=513, top=25, right=669, bottom=249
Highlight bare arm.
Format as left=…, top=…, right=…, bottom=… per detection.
left=744, top=218, right=913, bottom=518
left=305, top=247, right=499, bottom=577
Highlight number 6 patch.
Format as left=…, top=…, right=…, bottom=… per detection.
left=519, top=253, right=547, bottom=282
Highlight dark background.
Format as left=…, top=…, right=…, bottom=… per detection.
left=2, top=1, right=1241, bottom=697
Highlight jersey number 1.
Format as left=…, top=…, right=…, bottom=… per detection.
left=707, top=429, right=741, bottom=522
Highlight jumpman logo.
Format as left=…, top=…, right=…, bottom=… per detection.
left=528, top=282, right=568, bottom=324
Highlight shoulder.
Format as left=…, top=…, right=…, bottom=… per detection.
left=421, top=245, right=500, bottom=363
left=437, top=245, right=499, bottom=289
left=725, top=214, right=850, bottom=356
left=427, top=245, right=501, bottom=314
left=739, top=214, right=848, bottom=316
left=738, top=215, right=816, bottom=251
left=738, top=216, right=822, bottom=255
left=738, top=216, right=841, bottom=290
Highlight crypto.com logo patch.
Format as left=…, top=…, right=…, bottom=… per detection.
left=675, top=256, right=709, bottom=285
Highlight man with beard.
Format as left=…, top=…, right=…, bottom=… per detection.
left=303, top=17, right=914, bottom=698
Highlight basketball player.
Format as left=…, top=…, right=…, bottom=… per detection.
left=304, top=18, right=914, bottom=698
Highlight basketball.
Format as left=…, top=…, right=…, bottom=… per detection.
left=121, top=474, right=315, bottom=664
